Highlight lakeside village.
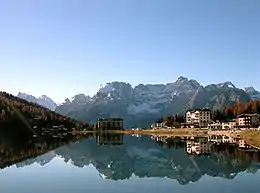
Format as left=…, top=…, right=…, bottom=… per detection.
left=95, top=108, right=260, bottom=134
left=94, top=112, right=260, bottom=154
left=150, top=109, right=260, bottom=133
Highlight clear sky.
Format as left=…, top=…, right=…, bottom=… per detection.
left=0, top=0, right=259, bottom=103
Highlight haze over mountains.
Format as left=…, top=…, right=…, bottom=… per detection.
left=17, top=92, right=57, bottom=110
left=244, top=87, right=260, bottom=100
left=17, top=76, right=260, bottom=128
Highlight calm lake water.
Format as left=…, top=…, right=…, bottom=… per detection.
left=1, top=133, right=260, bottom=193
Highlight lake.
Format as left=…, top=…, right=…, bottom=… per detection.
left=1, top=133, right=260, bottom=193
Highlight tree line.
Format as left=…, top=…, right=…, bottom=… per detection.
left=212, top=99, right=260, bottom=121
left=156, top=114, right=185, bottom=128
left=0, top=92, right=93, bottom=131
left=0, top=130, right=91, bottom=169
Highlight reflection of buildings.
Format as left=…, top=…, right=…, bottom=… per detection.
left=150, top=136, right=186, bottom=149
left=150, top=135, right=168, bottom=142
left=97, top=118, right=124, bottom=131
left=208, top=135, right=238, bottom=144
left=239, top=139, right=252, bottom=149
left=186, top=138, right=212, bottom=155
left=96, top=133, right=124, bottom=146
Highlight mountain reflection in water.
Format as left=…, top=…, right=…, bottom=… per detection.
left=1, top=129, right=260, bottom=186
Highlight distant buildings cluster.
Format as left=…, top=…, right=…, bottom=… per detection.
left=150, top=122, right=166, bottom=129
left=183, top=109, right=260, bottom=130
left=150, top=108, right=260, bottom=130
left=208, top=113, right=260, bottom=130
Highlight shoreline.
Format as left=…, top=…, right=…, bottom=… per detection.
left=240, top=130, right=260, bottom=149
left=76, top=128, right=260, bottom=149
left=77, top=128, right=209, bottom=137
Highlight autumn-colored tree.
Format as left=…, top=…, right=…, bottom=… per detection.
left=164, top=116, right=174, bottom=127
left=175, top=114, right=185, bottom=123
left=252, top=101, right=259, bottom=113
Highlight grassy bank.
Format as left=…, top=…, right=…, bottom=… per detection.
left=240, top=130, right=260, bottom=149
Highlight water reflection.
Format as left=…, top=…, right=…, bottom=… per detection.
left=1, top=131, right=260, bottom=185
left=96, top=133, right=124, bottom=146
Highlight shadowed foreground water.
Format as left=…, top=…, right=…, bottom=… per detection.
left=1, top=132, right=260, bottom=193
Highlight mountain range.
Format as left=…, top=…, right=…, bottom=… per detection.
left=244, top=87, right=260, bottom=100
left=16, top=77, right=260, bottom=128
left=17, top=92, right=57, bottom=110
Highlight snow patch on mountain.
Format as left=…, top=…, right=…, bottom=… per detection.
left=217, top=81, right=236, bottom=89
left=127, top=97, right=168, bottom=114
left=99, top=83, right=115, bottom=94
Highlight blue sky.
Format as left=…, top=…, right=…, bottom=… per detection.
left=0, top=0, right=259, bottom=102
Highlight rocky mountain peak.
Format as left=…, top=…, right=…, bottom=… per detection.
left=99, top=83, right=115, bottom=94
left=244, top=86, right=260, bottom=100
left=99, top=82, right=132, bottom=93
left=17, top=92, right=57, bottom=110
left=175, top=76, right=189, bottom=85
left=63, top=98, right=71, bottom=104
left=217, top=81, right=236, bottom=89
left=71, top=94, right=91, bottom=104
left=244, top=86, right=259, bottom=95
left=18, top=92, right=37, bottom=101
left=189, top=79, right=201, bottom=89
left=39, top=95, right=55, bottom=103
left=172, top=76, right=201, bottom=96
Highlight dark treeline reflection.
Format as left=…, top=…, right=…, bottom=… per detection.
left=0, top=123, right=94, bottom=169
left=1, top=129, right=260, bottom=185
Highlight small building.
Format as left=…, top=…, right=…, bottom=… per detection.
left=208, top=122, right=222, bottom=130
left=151, top=122, right=166, bottom=129
left=236, top=114, right=260, bottom=128
left=181, top=123, right=199, bottom=128
left=222, top=119, right=237, bottom=130
left=186, top=108, right=211, bottom=128
left=97, top=118, right=124, bottom=131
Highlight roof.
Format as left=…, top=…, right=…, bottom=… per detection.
left=209, top=122, right=222, bottom=125
left=222, top=119, right=237, bottom=123
left=186, top=108, right=211, bottom=113
left=98, top=118, right=124, bottom=121
left=181, top=123, right=199, bottom=126
left=237, top=114, right=260, bottom=118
